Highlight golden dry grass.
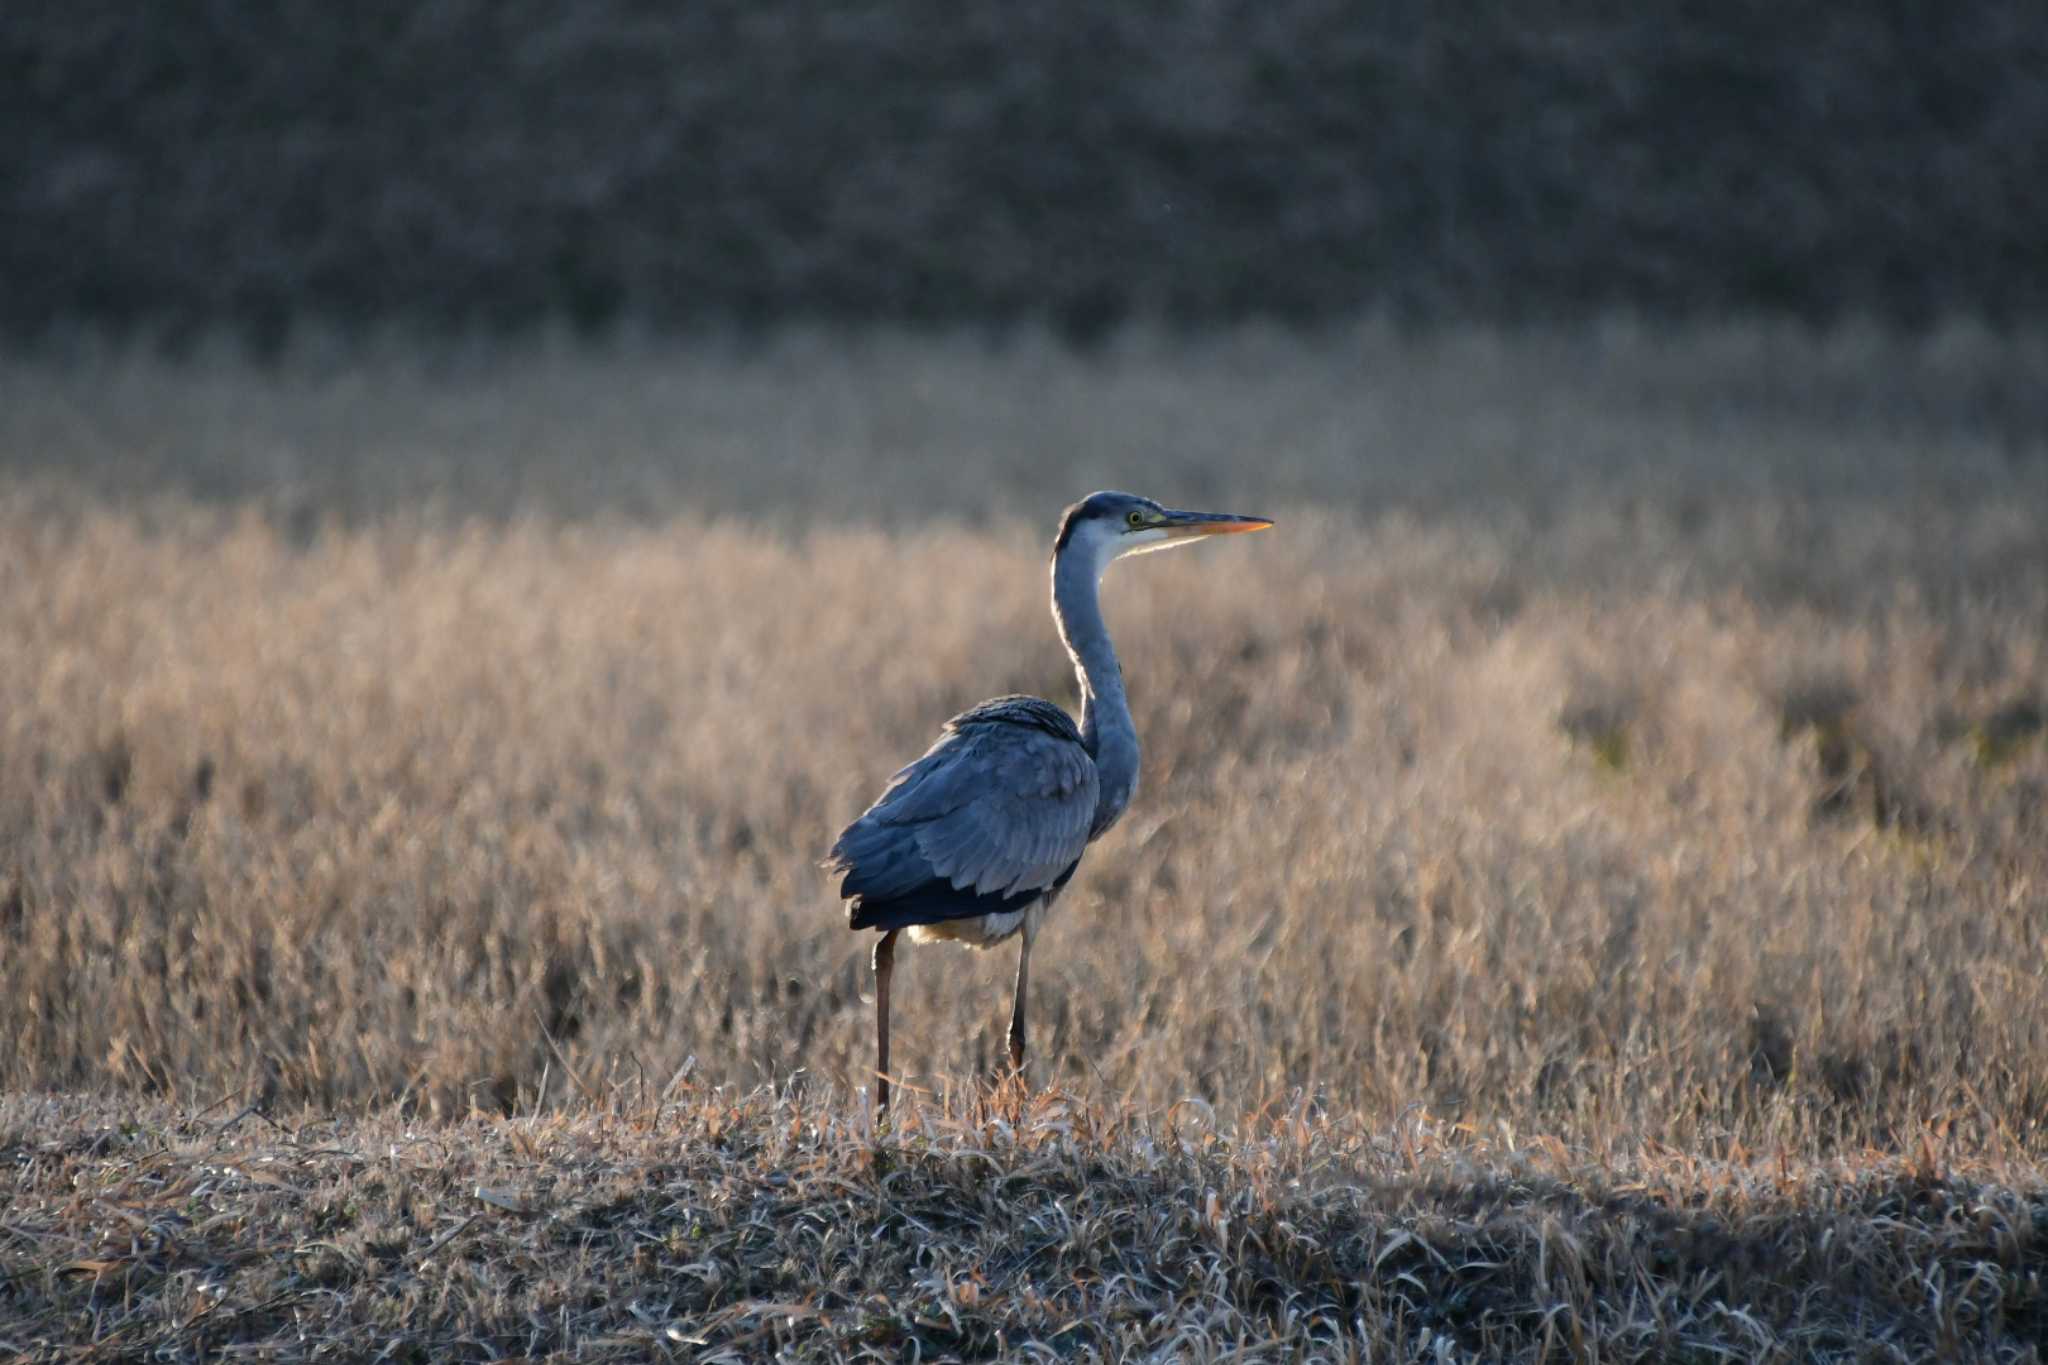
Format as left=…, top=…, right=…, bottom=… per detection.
left=2, top=324, right=2047, bottom=1146
left=1, top=324, right=2046, bottom=1356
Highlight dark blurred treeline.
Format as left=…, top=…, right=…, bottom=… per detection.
left=6, top=2, right=2045, bottom=345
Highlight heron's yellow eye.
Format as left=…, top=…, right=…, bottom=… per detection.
left=1127, top=510, right=1145, bottom=527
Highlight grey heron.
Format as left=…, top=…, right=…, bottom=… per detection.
left=826, top=491, right=1273, bottom=1111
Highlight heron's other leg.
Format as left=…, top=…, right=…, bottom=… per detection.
left=873, top=929, right=900, bottom=1114
left=1007, top=918, right=1037, bottom=1076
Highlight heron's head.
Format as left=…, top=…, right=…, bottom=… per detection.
left=1053, top=491, right=1272, bottom=575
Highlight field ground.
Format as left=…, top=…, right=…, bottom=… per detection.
left=4, top=1089, right=2045, bottom=1361
left=2, top=323, right=2047, bottom=1356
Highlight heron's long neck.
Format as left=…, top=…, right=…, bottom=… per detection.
left=1053, top=547, right=1139, bottom=835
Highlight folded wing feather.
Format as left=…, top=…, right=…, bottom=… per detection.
left=829, top=697, right=1099, bottom=922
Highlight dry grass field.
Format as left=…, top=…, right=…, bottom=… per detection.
left=3, top=323, right=2047, bottom=1357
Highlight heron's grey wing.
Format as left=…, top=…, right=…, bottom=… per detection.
left=902, top=719, right=1097, bottom=897
left=828, top=699, right=1098, bottom=919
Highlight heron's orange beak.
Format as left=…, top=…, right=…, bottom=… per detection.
left=1159, top=510, right=1275, bottom=540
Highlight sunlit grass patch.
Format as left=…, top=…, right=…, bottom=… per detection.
left=1, top=327, right=2045, bottom=1161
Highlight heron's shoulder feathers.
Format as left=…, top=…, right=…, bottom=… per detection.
left=827, top=695, right=1098, bottom=918
left=943, top=694, right=1083, bottom=745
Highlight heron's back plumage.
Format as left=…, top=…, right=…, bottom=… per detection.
left=828, top=695, right=1098, bottom=936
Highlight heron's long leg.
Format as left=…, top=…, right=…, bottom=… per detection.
left=1007, top=919, right=1036, bottom=1075
left=873, top=930, right=900, bottom=1114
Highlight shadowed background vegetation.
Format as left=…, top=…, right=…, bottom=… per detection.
left=7, top=2, right=2048, bottom=344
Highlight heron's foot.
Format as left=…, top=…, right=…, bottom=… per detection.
left=1006, top=1030, right=1027, bottom=1078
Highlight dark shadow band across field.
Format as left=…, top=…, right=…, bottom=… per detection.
left=5, top=321, right=2045, bottom=533
left=2, top=1090, right=2043, bottom=1361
